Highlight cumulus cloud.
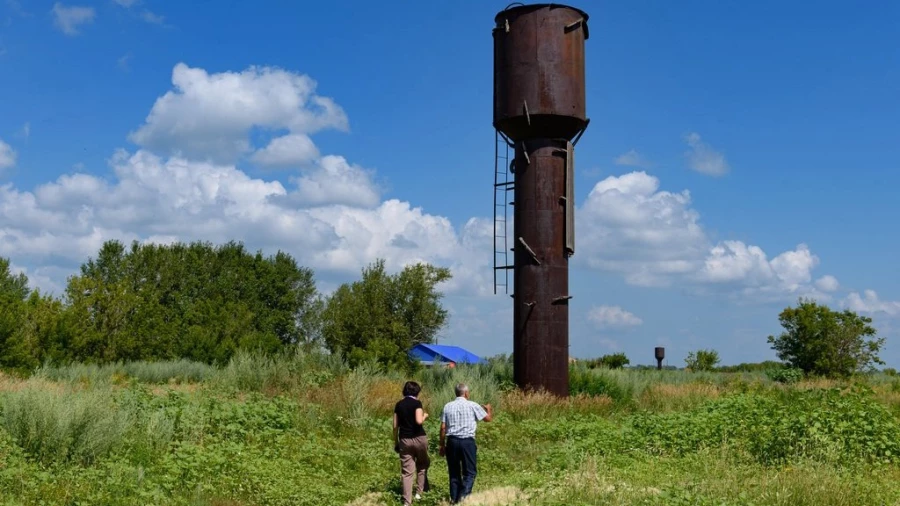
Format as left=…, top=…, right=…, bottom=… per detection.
left=614, top=149, right=651, bottom=168
left=51, top=3, right=95, bottom=36
left=0, top=139, right=15, bottom=170
left=129, top=63, right=348, bottom=163
left=251, top=134, right=319, bottom=168
left=815, top=275, right=840, bottom=292
left=684, top=132, right=729, bottom=176
left=578, top=171, right=706, bottom=286
left=843, top=290, right=900, bottom=317
left=577, top=170, right=834, bottom=298
left=0, top=148, right=492, bottom=296
left=587, top=305, right=643, bottom=328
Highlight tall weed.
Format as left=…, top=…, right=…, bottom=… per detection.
left=1, top=384, right=131, bottom=465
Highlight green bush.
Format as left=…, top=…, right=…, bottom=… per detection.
left=1, top=384, right=131, bottom=465
left=685, top=349, right=720, bottom=372
left=766, top=367, right=804, bottom=384
left=569, top=366, right=630, bottom=403
left=626, top=387, right=900, bottom=465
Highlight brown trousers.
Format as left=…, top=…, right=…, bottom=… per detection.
left=399, top=435, right=430, bottom=505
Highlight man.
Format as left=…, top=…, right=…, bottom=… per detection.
left=439, top=383, right=493, bottom=504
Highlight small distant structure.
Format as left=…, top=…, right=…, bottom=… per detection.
left=655, top=347, right=666, bottom=370
left=409, top=344, right=486, bottom=367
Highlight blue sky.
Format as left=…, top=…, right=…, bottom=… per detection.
left=1, top=0, right=898, bottom=367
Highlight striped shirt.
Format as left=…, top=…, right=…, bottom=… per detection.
left=440, top=397, right=488, bottom=439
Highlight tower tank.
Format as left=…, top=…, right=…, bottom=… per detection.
left=492, top=2, right=589, bottom=397
left=493, top=3, right=590, bottom=142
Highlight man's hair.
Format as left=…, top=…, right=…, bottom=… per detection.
left=455, top=383, right=469, bottom=397
left=402, top=381, right=422, bottom=398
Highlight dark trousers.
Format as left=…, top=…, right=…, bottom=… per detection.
left=445, top=436, right=477, bottom=503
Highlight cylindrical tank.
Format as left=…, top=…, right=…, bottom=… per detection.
left=493, top=3, right=589, bottom=141
left=513, top=138, right=571, bottom=397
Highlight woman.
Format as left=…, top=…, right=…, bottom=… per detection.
left=393, top=381, right=430, bottom=505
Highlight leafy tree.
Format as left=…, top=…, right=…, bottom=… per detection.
left=0, top=258, right=29, bottom=301
left=767, top=298, right=884, bottom=377
left=685, top=349, right=720, bottom=372
left=0, top=258, right=29, bottom=369
left=64, top=240, right=320, bottom=363
left=321, top=259, right=451, bottom=369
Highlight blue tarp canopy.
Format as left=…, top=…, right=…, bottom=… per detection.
left=409, top=344, right=486, bottom=365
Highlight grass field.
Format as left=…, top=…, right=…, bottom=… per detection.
left=1, top=350, right=900, bottom=505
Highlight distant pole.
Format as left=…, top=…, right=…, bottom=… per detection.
left=655, top=347, right=665, bottom=370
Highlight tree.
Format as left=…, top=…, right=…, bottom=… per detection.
left=0, top=258, right=29, bottom=301
left=685, top=349, right=720, bottom=372
left=321, top=259, right=451, bottom=369
left=64, top=240, right=320, bottom=363
left=767, top=298, right=884, bottom=377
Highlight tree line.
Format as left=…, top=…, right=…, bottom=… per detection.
left=583, top=299, right=886, bottom=378
left=0, top=239, right=888, bottom=379
left=0, top=240, right=450, bottom=372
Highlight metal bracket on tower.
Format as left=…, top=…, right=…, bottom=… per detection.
left=518, top=237, right=541, bottom=265
left=572, top=118, right=591, bottom=146
left=523, top=100, right=531, bottom=125
left=552, top=295, right=573, bottom=304
left=521, top=142, right=530, bottom=164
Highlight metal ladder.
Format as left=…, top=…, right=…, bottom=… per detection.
left=493, top=129, right=514, bottom=294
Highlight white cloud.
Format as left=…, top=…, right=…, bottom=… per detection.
left=52, top=3, right=95, bottom=36
left=587, top=305, right=643, bottom=328
left=0, top=148, right=490, bottom=297
left=843, top=290, right=900, bottom=317
left=0, top=139, right=15, bottom=170
left=578, top=171, right=706, bottom=286
left=284, top=155, right=380, bottom=208
left=614, top=149, right=651, bottom=168
left=118, top=53, right=132, bottom=71
left=815, top=275, right=840, bottom=292
left=577, top=170, right=833, bottom=298
left=684, top=132, right=729, bottom=176
left=129, top=63, right=348, bottom=164
left=19, top=122, right=30, bottom=139
left=140, top=10, right=163, bottom=24
left=112, top=0, right=139, bottom=6
left=251, top=134, right=319, bottom=168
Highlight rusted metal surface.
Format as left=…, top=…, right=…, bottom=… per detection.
left=494, top=3, right=589, bottom=397
left=493, top=3, right=589, bottom=142
left=512, top=139, right=571, bottom=397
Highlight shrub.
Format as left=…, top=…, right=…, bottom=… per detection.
left=627, top=386, right=900, bottom=465
left=685, top=349, right=720, bottom=372
left=1, top=384, right=131, bottom=465
left=766, top=367, right=804, bottom=384
left=585, top=353, right=630, bottom=369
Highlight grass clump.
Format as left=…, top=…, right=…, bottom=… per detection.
left=1, top=383, right=131, bottom=465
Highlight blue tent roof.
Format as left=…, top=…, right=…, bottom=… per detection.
left=409, top=343, right=486, bottom=365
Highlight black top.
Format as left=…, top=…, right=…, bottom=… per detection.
left=394, top=397, right=426, bottom=439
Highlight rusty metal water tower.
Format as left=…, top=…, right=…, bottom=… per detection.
left=492, top=3, right=590, bottom=397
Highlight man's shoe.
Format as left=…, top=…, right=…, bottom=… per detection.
left=414, top=493, right=421, bottom=500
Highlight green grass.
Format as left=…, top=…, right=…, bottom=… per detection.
left=1, top=353, right=899, bottom=505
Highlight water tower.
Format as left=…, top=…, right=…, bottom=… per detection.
left=492, top=3, right=590, bottom=397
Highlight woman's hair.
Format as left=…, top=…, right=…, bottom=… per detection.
left=402, top=381, right=422, bottom=398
